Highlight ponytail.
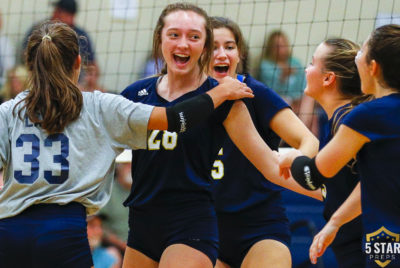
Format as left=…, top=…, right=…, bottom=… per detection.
left=16, top=21, right=83, bottom=134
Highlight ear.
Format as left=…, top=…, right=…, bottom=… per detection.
left=323, top=71, right=336, bottom=87
left=74, top=55, right=81, bottom=70
left=369, top=59, right=378, bottom=77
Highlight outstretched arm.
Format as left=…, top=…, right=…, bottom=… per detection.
left=269, top=108, right=323, bottom=201
left=271, top=108, right=319, bottom=157
left=223, top=102, right=323, bottom=201
left=148, top=76, right=253, bottom=131
left=309, top=182, right=362, bottom=264
left=223, top=101, right=282, bottom=182
left=280, top=125, right=368, bottom=191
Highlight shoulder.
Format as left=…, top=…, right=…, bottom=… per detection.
left=0, top=91, right=28, bottom=119
left=350, top=94, right=400, bottom=119
left=343, top=101, right=371, bottom=124
left=342, top=95, right=400, bottom=139
left=245, top=74, right=271, bottom=91
left=121, top=76, right=159, bottom=100
left=0, top=99, right=16, bottom=116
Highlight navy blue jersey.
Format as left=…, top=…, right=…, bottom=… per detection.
left=343, top=93, right=400, bottom=236
left=319, top=104, right=363, bottom=249
left=212, top=74, right=289, bottom=213
left=121, top=76, right=233, bottom=209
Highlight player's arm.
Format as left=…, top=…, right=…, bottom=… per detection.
left=309, top=182, right=361, bottom=264
left=268, top=108, right=322, bottom=200
left=222, top=101, right=283, bottom=183
left=281, top=124, right=368, bottom=191
left=148, top=76, right=253, bottom=131
left=221, top=101, right=322, bottom=200
left=270, top=108, right=319, bottom=157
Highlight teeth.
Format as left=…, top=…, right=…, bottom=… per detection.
left=175, top=54, right=189, bottom=58
left=215, top=64, right=228, bottom=67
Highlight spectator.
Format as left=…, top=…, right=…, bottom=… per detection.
left=22, top=0, right=96, bottom=74
left=0, top=11, right=16, bottom=88
left=87, top=214, right=122, bottom=268
left=259, top=30, right=305, bottom=104
left=0, top=65, right=28, bottom=103
left=79, top=63, right=106, bottom=92
left=259, top=30, right=318, bottom=135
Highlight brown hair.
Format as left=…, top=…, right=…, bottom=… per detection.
left=262, top=30, right=290, bottom=62
left=17, top=20, right=83, bottom=134
left=321, top=38, right=374, bottom=135
left=367, top=24, right=400, bottom=92
left=152, top=2, right=213, bottom=75
left=323, top=38, right=361, bottom=99
left=210, top=16, right=249, bottom=74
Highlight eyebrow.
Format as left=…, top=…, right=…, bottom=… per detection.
left=166, top=28, right=203, bottom=34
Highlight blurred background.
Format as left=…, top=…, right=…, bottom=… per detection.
left=1, top=1, right=399, bottom=267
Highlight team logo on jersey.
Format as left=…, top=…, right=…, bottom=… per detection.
left=138, top=88, right=149, bottom=96
left=365, top=226, right=400, bottom=267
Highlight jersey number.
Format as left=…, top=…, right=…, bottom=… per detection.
left=148, top=130, right=177, bottom=150
left=211, top=148, right=224, bottom=180
left=14, top=133, right=69, bottom=184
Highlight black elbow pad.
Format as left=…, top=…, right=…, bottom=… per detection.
left=166, top=93, right=214, bottom=133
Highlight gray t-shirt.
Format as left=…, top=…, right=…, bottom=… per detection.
left=0, top=90, right=153, bottom=218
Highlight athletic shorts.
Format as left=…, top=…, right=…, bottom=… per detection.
left=127, top=200, right=219, bottom=265
left=0, top=202, right=92, bottom=268
left=217, top=202, right=291, bottom=268
left=332, top=241, right=365, bottom=268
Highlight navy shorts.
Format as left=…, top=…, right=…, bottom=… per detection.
left=217, top=201, right=291, bottom=268
left=0, top=202, right=93, bottom=268
left=127, top=200, right=219, bottom=265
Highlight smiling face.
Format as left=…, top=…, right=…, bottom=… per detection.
left=304, top=42, right=331, bottom=99
left=210, top=27, right=240, bottom=81
left=160, top=10, right=207, bottom=76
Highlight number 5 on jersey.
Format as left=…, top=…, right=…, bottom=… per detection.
left=211, top=148, right=224, bottom=180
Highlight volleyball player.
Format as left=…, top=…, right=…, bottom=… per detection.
left=296, top=38, right=368, bottom=267
left=120, top=3, right=291, bottom=268
left=0, top=21, right=253, bottom=268
left=208, top=17, right=319, bottom=268
left=280, top=24, right=400, bottom=267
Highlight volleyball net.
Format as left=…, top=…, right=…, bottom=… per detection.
left=1, top=0, right=400, bottom=104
